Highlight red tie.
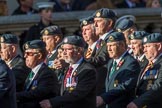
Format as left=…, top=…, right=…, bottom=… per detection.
left=64, top=66, right=73, bottom=88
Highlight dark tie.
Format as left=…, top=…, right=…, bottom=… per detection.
left=64, top=66, right=73, bottom=88
left=25, top=71, right=35, bottom=89
left=140, top=61, right=153, bottom=79
left=96, top=39, right=102, bottom=50
left=109, top=61, right=117, bottom=79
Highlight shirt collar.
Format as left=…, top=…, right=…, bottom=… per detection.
left=114, top=51, right=127, bottom=65
left=32, top=62, right=44, bottom=75
left=70, top=57, right=83, bottom=72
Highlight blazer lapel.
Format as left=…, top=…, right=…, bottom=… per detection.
left=26, top=63, right=46, bottom=91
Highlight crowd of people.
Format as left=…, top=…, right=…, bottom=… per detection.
left=0, top=1, right=162, bottom=108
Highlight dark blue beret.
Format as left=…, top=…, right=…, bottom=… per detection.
left=61, top=35, right=86, bottom=48
left=107, top=32, right=125, bottom=43
left=93, top=8, right=117, bottom=20
left=129, top=31, right=149, bottom=40
left=115, top=18, right=134, bottom=31
left=41, top=25, right=62, bottom=36
left=80, top=16, right=94, bottom=27
left=0, top=34, right=18, bottom=44
left=142, top=33, right=162, bottom=44
left=23, top=40, right=46, bottom=50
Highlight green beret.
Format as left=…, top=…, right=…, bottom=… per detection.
left=93, top=8, right=117, bottom=20
left=41, top=25, right=62, bottom=36
left=142, top=33, right=162, bottom=44
left=61, top=35, right=86, bottom=48
left=115, top=19, right=134, bottom=32
left=0, top=34, right=18, bottom=44
left=80, top=16, right=94, bottom=28
left=23, top=40, right=46, bottom=50
left=129, top=31, right=149, bottom=40
left=107, top=32, right=125, bottom=43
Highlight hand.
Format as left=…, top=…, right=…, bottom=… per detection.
left=40, top=99, right=52, bottom=108
left=53, top=59, right=69, bottom=69
left=96, top=96, right=104, bottom=107
left=127, top=102, right=138, bottom=108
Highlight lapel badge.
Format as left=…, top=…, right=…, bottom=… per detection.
left=146, top=80, right=153, bottom=90
left=69, top=87, right=74, bottom=93
left=82, top=20, right=87, bottom=26
left=114, top=80, right=118, bottom=87
left=31, top=86, right=37, bottom=90
left=0, top=37, right=4, bottom=42
left=44, top=30, right=49, bottom=35
left=117, top=29, right=122, bottom=32
left=143, top=37, right=147, bottom=43
left=73, top=71, right=77, bottom=77
left=109, top=36, right=114, bottom=42
left=96, top=12, right=101, bottom=17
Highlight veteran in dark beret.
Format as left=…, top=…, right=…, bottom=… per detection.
left=129, top=31, right=149, bottom=67
left=24, top=2, right=55, bottom=44
left=93, top=8, right=117, bottom=40
left=115, top=15, right=137, bottom=54
left=17, top=40, right=59, bottom=108
left=127, top=33, right=162, bottom=108
left=97, top=32, right=140, bottom=108
left=41, top=25, right=63, bottom=68
left=0, top=33, right=30, bottom=92
left=80, top=16, right=108, bottom=102
left=40, top=35, right=97, bottom=108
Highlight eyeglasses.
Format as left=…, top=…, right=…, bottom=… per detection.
left=24, top=52, right=38, bottom=56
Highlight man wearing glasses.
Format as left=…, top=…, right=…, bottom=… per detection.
left=17, top=40, right=59, bottom=108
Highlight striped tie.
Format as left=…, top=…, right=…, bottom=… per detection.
left=140, top=61, right=153, bottom=79
left=85, top=48, right=92, bottom=59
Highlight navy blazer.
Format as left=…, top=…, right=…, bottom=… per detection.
left=101, top=52, right=140, bottom=108
left=49, top=60, right=97, bottom=108
left=17, top=63, right=59, bottom=108
left=0, top=59, right=17, bottom=108
left=133, top=56, right=162, bottom=108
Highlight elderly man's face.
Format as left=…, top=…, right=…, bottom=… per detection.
left=130, top=39, right=143, bottom=56
left=0, top=43, right=15, bottom=62
left=107, top=42, right=120, bottom=59
left=143, top=43, right=160, bottom=61
left=24, top=49, right=40, bottom=69
left=62, top=44, right=79, bottom=64
left=42, top=35, right=58, bottom=53
left=94, top=18, right=108, bottom=36
left=82, top=24, right=98, bottom=45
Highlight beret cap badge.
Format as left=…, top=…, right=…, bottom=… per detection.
left=117, top=29, right=122, bottom=32
left=109, top=36, right=114, bottom=41
left=25, top=44, right=29, bottom=49
left=130, top=34, right=134, bottom=39
left=64, top=38, right=68, bottom=43
left=44, top=30, right=49, bottom=35
left=143, top=37, right=147, bottom=43
left=96, top=12, right=101, bottom=17
left=82, top=20, right=88, bottom=26
left=0, top=37, right=4, bottom=42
